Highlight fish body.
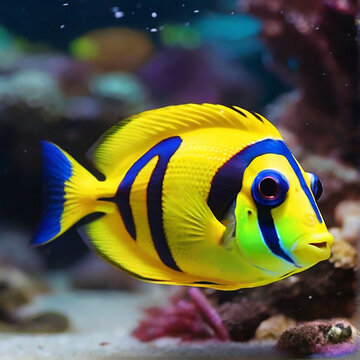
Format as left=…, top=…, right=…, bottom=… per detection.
left=32, top=104, right=333, bottom=290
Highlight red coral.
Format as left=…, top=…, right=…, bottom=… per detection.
left=132, top=288, right=229, bottom=342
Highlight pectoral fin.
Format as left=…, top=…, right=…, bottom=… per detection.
left=162, top=184, right=226, bottom=245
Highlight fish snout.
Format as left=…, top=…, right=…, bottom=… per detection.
left=292, top=232, right=334, bottom=266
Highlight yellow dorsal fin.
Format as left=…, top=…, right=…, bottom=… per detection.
left=89, top=103, right=281, bottom=175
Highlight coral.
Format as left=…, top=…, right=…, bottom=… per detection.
left=277, top=320, right=359, bottom=357
left=242, top=0, right=359, bottom=163
left=138, top=47, right=259, bottom=106
left=333, top=200, right=360, bottom=244
left=188, top=288, right=230, bottom=341
left=89, top=72, right=149, bottom=112
left=300, top=155, right=360, bottom=224
left=0, top=69, right=65, bottom=118
left=70, top=27, right=154, bottom=73
left=328, top=199, right=359, bottom=268
left=17, top=55, right=92, bottom=96
left=255, top=314, right=296, bottom=341
left=132, top=288, right=229, bottom=342
left=329, top=237, right=357, bottom=269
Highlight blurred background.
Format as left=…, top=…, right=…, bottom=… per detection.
left=0, top=0, right=358, bottom=350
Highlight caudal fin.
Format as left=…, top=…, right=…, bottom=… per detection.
left=32, top=141, right=100, bottom=246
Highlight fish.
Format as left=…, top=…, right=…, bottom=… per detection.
left=32, top=104, right=333, bottom=290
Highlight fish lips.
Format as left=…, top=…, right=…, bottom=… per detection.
left=291, top=232, right=334, bottom=266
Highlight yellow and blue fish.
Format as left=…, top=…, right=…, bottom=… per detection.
left=32, top=104, right=333, bottom=290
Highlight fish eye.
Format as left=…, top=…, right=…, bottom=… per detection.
left=252, top=170, right=289, bottom=207
left=258, top=177, right=279, bottom=198
left=309, top=173, right=323, bottom=201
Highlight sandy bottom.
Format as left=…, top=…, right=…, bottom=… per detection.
left=0, top=278, right=358, bottom=360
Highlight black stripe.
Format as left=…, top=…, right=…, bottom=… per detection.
left=193, top=281, right=220, bottom=285
left=147, top=137, right=183, bottom=272
left=233, top=107, right=247, bottom=117
left=250, top=111, right=264, bottom=123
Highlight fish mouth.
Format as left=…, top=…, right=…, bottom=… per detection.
left=308, top=241, right=328, bottom=249
left=292, top=232, right=333, bottom=263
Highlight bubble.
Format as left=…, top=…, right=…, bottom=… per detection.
left=114, top=11, right=124, bottom=18
left=193, top=10, right=199, bottom=13
left=60, top=24, right=65, bottom=29
left=62, top=2, right=69, bottom=6
left=151, top=12, right=157, bottom=18
left=150, top=28, right=158, bottom=32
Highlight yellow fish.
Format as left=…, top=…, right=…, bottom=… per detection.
left=32, top=104, right=333, bottom=290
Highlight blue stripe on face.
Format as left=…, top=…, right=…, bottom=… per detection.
left=115, top=136, right=182, bottom=272
left=207, top=139, right=322, bottom=222
left=256, top=204, right=296, bottom=265
left=207, top=138, right=321, bottom=264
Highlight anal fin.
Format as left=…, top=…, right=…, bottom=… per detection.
left=78, top=211, right=197, bottom=284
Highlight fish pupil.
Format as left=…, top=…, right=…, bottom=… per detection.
left=259, top=177, right=279, bottom=198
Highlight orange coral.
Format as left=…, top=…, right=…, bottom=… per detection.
left=70, top=27, right=154, bottom=72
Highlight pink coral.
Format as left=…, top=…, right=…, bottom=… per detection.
left=132, top=288, right=229, bottom=342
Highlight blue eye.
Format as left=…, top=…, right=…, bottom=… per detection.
left=309, top=173, right=323, bottom=201
left=252, top=170, right=289, bottom=207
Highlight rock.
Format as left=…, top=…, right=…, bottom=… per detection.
left=267, top=261, right=356, bottom=321
left=255, top=314, right=296, bottom=341
left=0, top=266, right=47, bottom=315
left=0, top=312, right=69, bottom=333
left=277, top=320, right=358, bottom=357
left=217, top=297, right=270, bottom=341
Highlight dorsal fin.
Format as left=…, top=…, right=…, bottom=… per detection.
left=89, top=103, right=281, bottom=175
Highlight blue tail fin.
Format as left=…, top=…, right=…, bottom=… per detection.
left=32, top=141, right=73, bottom=246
